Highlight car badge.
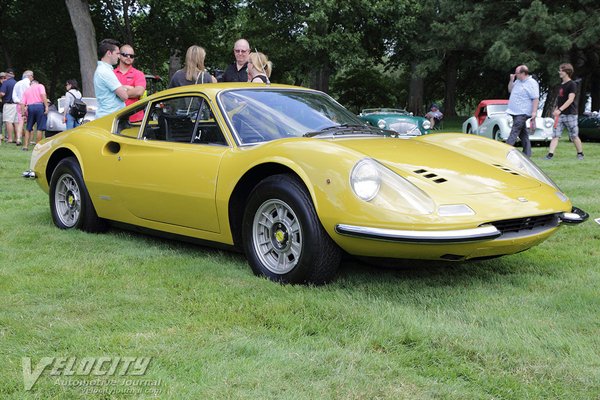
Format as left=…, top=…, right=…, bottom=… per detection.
left=517, top=197, right=528, bottom=202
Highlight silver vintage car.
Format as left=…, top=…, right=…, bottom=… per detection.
left=45, top=96, right=98, bottom=136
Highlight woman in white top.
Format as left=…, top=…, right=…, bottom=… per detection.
left=247, top=52, right=272, bottom=83
left=64, top=79, right=82, bottom=129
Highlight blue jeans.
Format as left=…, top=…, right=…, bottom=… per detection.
left=506, top=114, right=531, bottom=157
left=66, top=114, right=80, bottom=130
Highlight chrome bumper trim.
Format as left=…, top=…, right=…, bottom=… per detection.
left=559, top=207, right=589, bottom=224
left=335, top=224, right=502, bottom=243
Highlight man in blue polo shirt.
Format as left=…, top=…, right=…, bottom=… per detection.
left=93, top=39, right=128, bottom=119
left=506, top=64, right=539, bottom=157
left=0, top=69, right=18, bottom=143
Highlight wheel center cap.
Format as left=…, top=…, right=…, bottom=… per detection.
left=67, top=192, right=75, bottom=208
left=272, top=223, right=288, bottom=248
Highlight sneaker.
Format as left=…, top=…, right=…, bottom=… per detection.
left=577, top=153, right=584, bottom=160
left=22, top=170, right=34, bottom=178
left=544, top=154, right=553, bottom=160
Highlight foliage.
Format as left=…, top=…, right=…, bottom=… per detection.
left=1, top=0, right=599, bottom=114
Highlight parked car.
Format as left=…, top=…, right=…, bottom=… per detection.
left=46, top=74, right=163, bottom=136
left=578, top=111, right=600, bottom=142
left=45, top=96, right=98, bottom=136
left=463, top=99, right=554, bottom=143
left=359, top=108, right=431, bottom=136
left=28, top=84, right=588, bottom=284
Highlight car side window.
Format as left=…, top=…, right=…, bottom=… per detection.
left=142, top=96, right=226, bottom=145
left=192, top=98, right=227, bottom=145
left=115, top=102, right=147, bottom=138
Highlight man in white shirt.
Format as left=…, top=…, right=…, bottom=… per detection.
left=12, top=70, right=34, bottom=145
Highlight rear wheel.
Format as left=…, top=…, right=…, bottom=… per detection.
left=242, top=174, right=341, bottom=284
left=466, top=125, right=473, bottom=134
left=49, top=157, right=108, bottom=232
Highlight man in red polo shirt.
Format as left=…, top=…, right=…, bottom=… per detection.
left=114, top=44, right=146, bottom=122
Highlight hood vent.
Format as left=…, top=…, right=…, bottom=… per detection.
left=413, top=169, right=447, bottom=184
left=492, top=164, right=520, bottom=176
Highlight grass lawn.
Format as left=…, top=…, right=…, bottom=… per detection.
left=1, top=136, right=598, bottom=399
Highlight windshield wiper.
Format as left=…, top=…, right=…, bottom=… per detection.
left=303, top=123, right=381, bottom=138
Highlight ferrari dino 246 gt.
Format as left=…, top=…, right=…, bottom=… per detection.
left=29, top=84, right=587, bottom=283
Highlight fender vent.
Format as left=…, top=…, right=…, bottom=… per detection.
left=413, top=169, right=447, bottom=184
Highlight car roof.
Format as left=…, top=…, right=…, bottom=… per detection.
left=479, top=99, right=509, bottom=106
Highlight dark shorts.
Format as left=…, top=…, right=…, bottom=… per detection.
left=26, top=103, right=47, bottom=131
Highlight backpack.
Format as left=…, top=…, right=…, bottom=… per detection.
left=67, top=91, right=87, bottom=120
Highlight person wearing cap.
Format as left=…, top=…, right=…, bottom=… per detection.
left=0, top=69, right=18, bottom=143
left=425, top=104, right=444, bottom=129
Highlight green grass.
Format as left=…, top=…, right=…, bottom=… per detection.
left=1, top=139, right=599, bottom=399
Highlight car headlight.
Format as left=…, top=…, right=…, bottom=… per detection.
left=350, top=158, right=434, bottom=214
left=377, top=119, right=387, bottom=129
left=506, top=149, right=558, bottom=189
left=508, top=119, right=513, bottom=128
left=544, top=118, right=553, bottom=128
left=422, top=120, right=431, bottom=130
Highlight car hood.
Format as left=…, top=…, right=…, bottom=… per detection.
left=329, top=135, right=541, bottom=195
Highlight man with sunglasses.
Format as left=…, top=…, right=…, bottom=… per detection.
left=114, top=44, right=146, bottom=122
left=219, top=38, right=250, bottom=82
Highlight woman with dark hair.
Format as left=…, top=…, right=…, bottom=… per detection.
left=64, top=79, right=82, bottom=129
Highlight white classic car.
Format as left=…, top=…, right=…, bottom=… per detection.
left=45, top=96, right=98, bottom=136
left=462, top=99, right=554, bottom=142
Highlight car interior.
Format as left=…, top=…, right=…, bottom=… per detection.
left=116, top=95, right=227, bottom=145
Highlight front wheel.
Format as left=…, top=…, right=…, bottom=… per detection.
left=242, top=174, right=341, bottom=284
left=492, top=126, right=503, bottom=141
left=49, top=157, right=108, bottom=232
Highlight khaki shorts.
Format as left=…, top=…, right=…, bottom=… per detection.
left=2, top=103, right=18, bottom=123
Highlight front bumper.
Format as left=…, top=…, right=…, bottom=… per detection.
left=335, top=207, right=588, bottom=244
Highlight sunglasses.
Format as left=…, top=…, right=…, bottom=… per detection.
left=121, top=53, right=135, bottom=58
left=234, top=49, right=248, bottom=54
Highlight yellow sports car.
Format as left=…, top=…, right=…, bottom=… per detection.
left=29, top=83, right=588, bottom=284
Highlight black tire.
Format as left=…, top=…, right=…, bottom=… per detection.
left=466, top=125, right=472, bottom=134
left=493, top=126, right=502, bottom=141
left=49, top=157, right=108, bottom=233
left=242, top=174, right=342, bottom=284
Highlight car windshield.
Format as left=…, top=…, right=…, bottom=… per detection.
left=487, top=104, right=508, bottom=114
left=219, top=89, right=377, bottom=144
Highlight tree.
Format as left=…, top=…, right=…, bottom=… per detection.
left=65, top=0, right=97, bottom=96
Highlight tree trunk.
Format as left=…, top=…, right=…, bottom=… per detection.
left=444, top=54, right=457, bottom=117
left=168, top=49, right=182, bottom=81
left=65, top=0, right=97, bottom=97
left=313, top=65, right=330, bottom=93
left=591, top=70, right=600, bottom=112
left=408, top=61, right=424, bottom=115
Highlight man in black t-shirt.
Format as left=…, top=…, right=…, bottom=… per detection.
left=219, top=39, right=250, bottom=82
left=545, top=63, right=584, bottom=160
